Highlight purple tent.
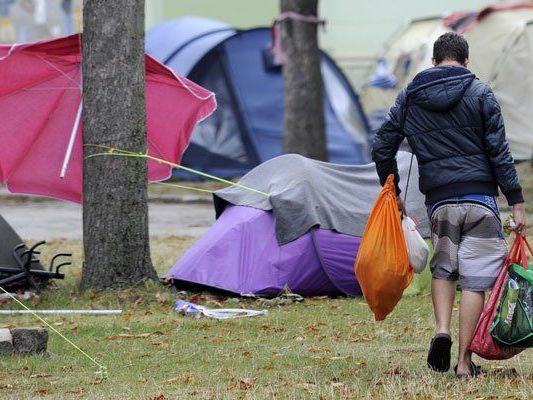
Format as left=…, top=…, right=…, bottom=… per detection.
left=166, top=205, right=362, bottom=297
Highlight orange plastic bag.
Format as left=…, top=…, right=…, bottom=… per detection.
left=355, top=174, right=414, bottom=321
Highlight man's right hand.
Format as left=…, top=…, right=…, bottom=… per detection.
left=512, top=202, right=528, bottom=233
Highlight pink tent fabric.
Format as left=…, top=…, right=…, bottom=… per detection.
left=0, top=34, right=215, bottom=202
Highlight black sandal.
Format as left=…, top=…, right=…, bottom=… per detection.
left=427, top=333, right=452, bottom=372
left=454, top=362, right=484, bottom=379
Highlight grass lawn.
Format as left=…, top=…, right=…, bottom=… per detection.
left=1, top=237, right=532, bottom=400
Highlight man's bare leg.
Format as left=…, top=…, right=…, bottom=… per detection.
left=431, top=278, right=456, bottom=334
left=456, top=290, right=484, bottom=376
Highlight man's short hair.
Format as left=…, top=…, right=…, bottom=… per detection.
left=433, top=32, right=469, bottom=65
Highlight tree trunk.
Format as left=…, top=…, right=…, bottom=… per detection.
left=281, top=0, right=327, bottom=161
left=81, top=0, right=157, bottom=289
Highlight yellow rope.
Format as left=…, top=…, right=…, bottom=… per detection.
left=0, top=285, right=108, bottom=380
left=84, top=144, right=270, bottom=197
left=155, top=182, right=214, bottom=194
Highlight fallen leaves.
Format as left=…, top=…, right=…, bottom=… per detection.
left=151, top=339, right=170, bottom=348
left=227, top=377, right=257, bottom=391
left=385, top=366, right=410, bottom=377
left=305, top=321, right=325, bottom=334
left=105, top=332, right=166, bottom=340
left=163, top=373, right=195, bottom=384
left=306, top=346, right=330, bottom=353
left=346, top=332, right=375, bottom=343
left=65, top=387, right=84, bottom=394
left=30, top=372, right=51, bottom=378
left=32, top=389, right=49, bottom=395
left=147, top=395, right=168, bottom=400
left=238, top=377, right=257, bottom=390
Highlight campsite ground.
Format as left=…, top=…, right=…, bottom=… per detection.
left=0, top=164, right=532, bottom=399
left=1, top=239, right=532, bottom=400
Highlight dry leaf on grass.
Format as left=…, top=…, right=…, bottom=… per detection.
left=489, top=367, right=518, bottom=378
left=329, top=355, right=350, bottom=360
left=385, top=366, right=410, bottom=377
left=151, top=340, right=170, bottom=348
left=147, top=395, right=168, bottom=400
left=306, top=346, right=330, bottom=353
left=105, top=332, right=155, bottom=340
left=163, top=373, right=195, bottom=384
left=33, top=389, right=49, bottom=394
left=65, top=387, right=84, bottom=394
left=305, top=322, right=325, bottom=334
left=238, top=377, right=257, bottom=390
left=30, top=373, right=51, bottom=378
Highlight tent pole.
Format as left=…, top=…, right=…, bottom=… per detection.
left=0, top=309, right=122, bottom=315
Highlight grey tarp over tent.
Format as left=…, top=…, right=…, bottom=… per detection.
left=167, top=151, right=431, bottom=297
left=214, top=151, right=430, bottom=245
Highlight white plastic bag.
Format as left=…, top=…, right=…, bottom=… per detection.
left=402, top=216, right=429, bottom=273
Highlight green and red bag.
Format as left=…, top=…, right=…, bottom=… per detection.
left=469, top=234, right=528, bottom=360
left=491, top=235, right=533, bottom=348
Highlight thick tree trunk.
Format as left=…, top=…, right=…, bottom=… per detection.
left=81, top=0, right=157, bottom=289
left=280, top=0, right=327, bottom=161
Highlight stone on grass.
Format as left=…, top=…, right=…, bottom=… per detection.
left=0, top=328, right=14, bottom=356
left=12, top=327, right=48, bottom=355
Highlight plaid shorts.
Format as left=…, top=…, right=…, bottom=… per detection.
left=429, top=201, right=507, bottom=291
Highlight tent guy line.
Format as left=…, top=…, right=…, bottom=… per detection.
left=0, top=285, right=108, bottom=381
left=84, top=144, right=271, bottom=197
left=156, top=182, right=215, bottom=194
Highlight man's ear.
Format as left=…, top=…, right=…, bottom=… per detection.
left=431, top=58, right=437, bottom=66
left=464, top=58, right=469, bottom=67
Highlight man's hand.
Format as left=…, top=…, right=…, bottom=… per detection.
left=512, top=202, right=527, bottom=233
left=397, top=196, right=407, bottom=216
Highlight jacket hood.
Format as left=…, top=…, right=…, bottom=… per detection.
left=407, top=66, right=475, bottom=112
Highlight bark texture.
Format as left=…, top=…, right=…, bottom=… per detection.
left=281, top=0, right=327, bottom=161
left=81, top=0, right=157, bottom=289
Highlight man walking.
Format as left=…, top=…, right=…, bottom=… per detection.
left=372, top=32, right=527, bottom=377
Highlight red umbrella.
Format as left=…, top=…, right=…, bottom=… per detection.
left=0, top=34, right=215, bottom=202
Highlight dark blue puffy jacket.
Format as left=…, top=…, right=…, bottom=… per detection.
left=372, top=66, right=523, bottom=205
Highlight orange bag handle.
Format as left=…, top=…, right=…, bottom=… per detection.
left=506, top=233, right=532, bottom=271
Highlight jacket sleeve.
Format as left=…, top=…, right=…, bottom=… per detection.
left=481, top=87, right=524, bottom=205
left=371, top=89, right=406, bottom=195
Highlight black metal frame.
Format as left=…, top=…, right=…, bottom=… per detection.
left=0, top=241, right=71, bottom=289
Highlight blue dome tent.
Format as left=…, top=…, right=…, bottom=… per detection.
left=146, top=17, right=370, bottom=178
